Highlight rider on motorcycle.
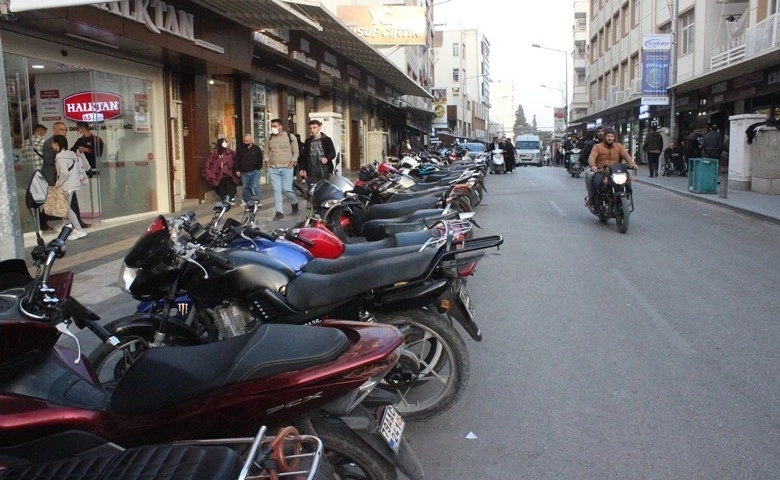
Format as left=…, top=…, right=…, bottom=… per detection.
left=585, top=128, right=638, bottom=206
left=562, top=134, right=580, bottom=170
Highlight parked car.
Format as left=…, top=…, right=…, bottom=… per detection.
left=460, top=142, right=486, bottom=160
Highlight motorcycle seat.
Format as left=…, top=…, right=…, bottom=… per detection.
left=0, top=431, right=242, bottom=480
left=386, top=188, right=447, bottom=202
left=302, top=244, right=425, bottom=275
left=363, top=196, right=439, bottom=221
left=363, top=210, right=460, bottom=241
left=339, top=230, right=438, bottom=258
left=110, top=323, right=350, bottom=414
left=286, top=248, right=438, bottom=311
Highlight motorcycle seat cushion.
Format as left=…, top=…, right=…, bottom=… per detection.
left=363, top=196, right=439, bottom=221
left=110, top=324, right=349, bottom=414
left=339, top=230, right=438, bottom=258
left=362, top=211, right=459, bottom=241
left=0, top=439, right=242, bottom=480
left=302, top=245, right=423, bottom=275
left=286, top=249, right=438, bottom=311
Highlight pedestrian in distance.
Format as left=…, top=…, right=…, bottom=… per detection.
left=52, top=135, right=88, bottom=239
left=42, top=121, right=90, bottom=229
left=72, top=121, right=104, bottom=175
left=701, top=123, right=725, bottom=160
left=234, top=133, right=263, bottom=207
left=23, top=124, right=51, bottom=230
left=502, top=136, right=517, bottom=173
left=299, top=119, right=337, bottom=190
left=202, top=138, right=239, bottom=203
left=643, top=124, right=664, bottom=177
left=264, top=119, right=300, bottom=220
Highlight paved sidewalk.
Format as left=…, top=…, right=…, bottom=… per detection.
left=633, top=168, right=780, bottom=223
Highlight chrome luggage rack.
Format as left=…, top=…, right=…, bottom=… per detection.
left=175, top=425, right=324, bottom=480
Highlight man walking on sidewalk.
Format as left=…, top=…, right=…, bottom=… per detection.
left=264, top=119, right=299, bottom=220
left=643, top=124, right=664, bottom=177
left=235, top=133, right=263, bottom=206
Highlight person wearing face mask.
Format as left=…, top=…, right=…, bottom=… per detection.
left=202, top=138, right=239, bottom=203
left=263, top=119, right=299, bottom=220
left=299, top=119, right=336, bottom=189
left=234, top=133, right=263, bottom=206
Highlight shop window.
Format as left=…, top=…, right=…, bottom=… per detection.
left=6, top=53, right=157, bottom=231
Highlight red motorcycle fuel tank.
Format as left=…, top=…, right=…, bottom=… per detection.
left=286, top=227, right=345, bottom=259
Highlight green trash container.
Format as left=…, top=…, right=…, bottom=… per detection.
left=688, top=158, right=718, bottom=193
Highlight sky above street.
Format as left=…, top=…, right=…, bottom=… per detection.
left=433, top=0, right=574, bottom=129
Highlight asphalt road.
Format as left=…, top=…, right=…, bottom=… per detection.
left=403, top=166, right=780, bottom=479
left=62, top=166, right=780, bottom=479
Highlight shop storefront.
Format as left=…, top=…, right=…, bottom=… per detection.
left=3, top=0, right=254, bottom=233
left=3, top=32, right=166, bottom=233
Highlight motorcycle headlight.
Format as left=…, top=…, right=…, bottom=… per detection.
left=118, top=263, right=138, bottom=293
left=322, top=199, right=340, bottom=208
left=612, top=173, right=628, bottom=185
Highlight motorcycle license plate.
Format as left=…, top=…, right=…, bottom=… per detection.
left=457, top=283, right=476, bottom=321
left=378, top=405, right=405, bottom=454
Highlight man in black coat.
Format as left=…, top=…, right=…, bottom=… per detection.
left=298, top=119, right=337, bottom=189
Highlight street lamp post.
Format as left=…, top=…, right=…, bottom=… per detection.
left=532, top=44, right=568, bottom=132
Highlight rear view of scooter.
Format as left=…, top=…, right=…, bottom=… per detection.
left=489, top=149, right=505, bottom=174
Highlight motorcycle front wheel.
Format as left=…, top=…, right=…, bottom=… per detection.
left=377, top=309, right=470, bottom=421
left=615, top=196, right=630, bottom=233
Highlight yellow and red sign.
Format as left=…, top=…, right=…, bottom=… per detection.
left=337, top=6, right=426, bottom=46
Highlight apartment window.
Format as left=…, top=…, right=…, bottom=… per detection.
left=613, top=14, right=619, bottom=43
left=452, top=42, right=459, bottom=57
left=591, top=35, right=599, bottom=61
left=621, top=60, right=629, bottom=88
left=660, top=22, right=671, bottom=34
left=632, top=0, right=640, bottom=26
left=680, top=10, right=695, bottom=55
left=622, top=3, right=629, bottom=36
left=631, top=53, right=639, bottom=79
left=591, top=0, right=598, bottom=17
left=452, top=68, right=459, bottom=82
left=772, top=0, right=780, bottom=15
left=605, top=22, right=611, bottom=50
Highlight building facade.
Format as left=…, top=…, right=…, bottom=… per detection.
left=575, top=0, right=780, bottom=164
left=3, top=0, right=432, bottom=235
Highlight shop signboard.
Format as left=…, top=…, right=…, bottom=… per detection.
left=63, top=91, right=123, bottom=122
left=641, top=34, right=672, bottom=105
left=9, top=0, right=118, bottom=12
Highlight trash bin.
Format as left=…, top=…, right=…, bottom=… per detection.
left=688, top=158, right=718, bottom=193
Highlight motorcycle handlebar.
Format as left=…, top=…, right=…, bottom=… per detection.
left=197, top=247, right=232, bottom=270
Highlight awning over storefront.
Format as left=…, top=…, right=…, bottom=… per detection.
left=194, top=0, right=432, bottom=99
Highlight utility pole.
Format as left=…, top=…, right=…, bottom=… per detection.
left=669, top=0, right=679, bottom=143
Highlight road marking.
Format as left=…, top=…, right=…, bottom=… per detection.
left=612, top=269, right=696, bottom=356
left=549, top=200, right=567, bottom=216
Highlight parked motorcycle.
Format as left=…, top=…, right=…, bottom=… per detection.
left=566, top=148, right=584, bottom=178
left=489, top=149, right=505, bottom=175
left=97, top=213, right=501, bottom=420
left=0, top=226, right=424, bottom=479
left=305, top=174, right=474, bottom=242
left=586, top=163, right=636, bottom=233
left=0, top=425, right=328, bottom=480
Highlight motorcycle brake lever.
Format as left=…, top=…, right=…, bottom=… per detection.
left=56, top=322, right=82, bottom=364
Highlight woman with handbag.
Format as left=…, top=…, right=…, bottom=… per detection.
left=52, top=135, right=88, bottom=239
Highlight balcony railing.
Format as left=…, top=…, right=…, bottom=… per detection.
left=710, top=13, right=779, bottom=70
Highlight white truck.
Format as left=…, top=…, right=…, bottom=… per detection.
left=514, top=134, right=543, bottom=167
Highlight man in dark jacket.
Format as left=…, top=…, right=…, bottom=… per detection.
left=579, top=126, right=605, bottom=167
left=642, top=124, right=664, bottom=177
left=234, top=133, right=263, bottom=206
left=299, top=119, right=337, bottom=189
left=701, top=123, right=725, bottom=159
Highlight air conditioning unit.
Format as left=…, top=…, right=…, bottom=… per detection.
left=630, top=78, right=642, bottom=96
left=593, top=99, right=606, bottom=112
left=613, top=91, right=626, bottom=104
left=606, top=85, right=616, bottom=98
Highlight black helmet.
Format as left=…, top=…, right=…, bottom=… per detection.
left=358, top=164, right=377, bottom=181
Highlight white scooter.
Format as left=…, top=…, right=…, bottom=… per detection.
left=489, top=149, right=505, bottom=174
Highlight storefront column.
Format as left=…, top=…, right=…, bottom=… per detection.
left=0, top=33, right=24, bottom=261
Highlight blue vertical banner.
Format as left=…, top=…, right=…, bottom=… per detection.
left=641, top=34, right=672, bottom=105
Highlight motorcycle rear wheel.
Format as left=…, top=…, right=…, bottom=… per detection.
left=311, top=416, right=397, bottom=480
left=616, top=196, right=630, bottom=234
left=378, top=309, right=469, bottom=421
